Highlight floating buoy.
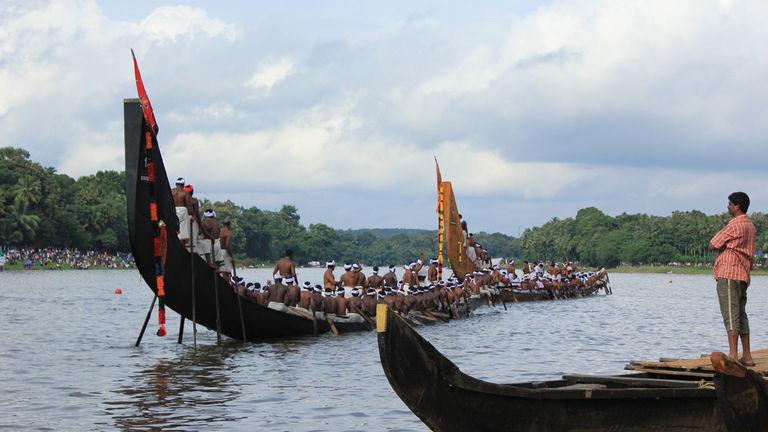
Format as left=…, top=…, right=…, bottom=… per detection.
left=114, top=288, right=123, bottom=294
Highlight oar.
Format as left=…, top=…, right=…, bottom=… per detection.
left=309, top=304, right=318, bottom=336
left=422, top=310, right=448, bottom=323
left=352, top=304, right=376, bottom=325
left=232, top=261, right=247, bottom=341
left=212, top=265, right=222, bottom=345
left=135, top=294, right=157, bottom=347
left=326, top=316, right=340, bottom=335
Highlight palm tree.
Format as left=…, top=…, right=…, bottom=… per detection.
left=11, top=175, right=41, bottom=208
left=10, top=198, right=41, bottom=244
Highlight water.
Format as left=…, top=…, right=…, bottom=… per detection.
left=1, top=269, right=766, bottom=431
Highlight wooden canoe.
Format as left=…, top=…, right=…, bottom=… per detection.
left=376, top=303, right=768, bottom=431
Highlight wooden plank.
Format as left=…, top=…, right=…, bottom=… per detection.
left=563, top=374, right=702, bottom=388
left=625, top=365, right=715, bottom=379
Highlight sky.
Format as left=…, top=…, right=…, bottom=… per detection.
left=2, top=0, right=767, bottom=235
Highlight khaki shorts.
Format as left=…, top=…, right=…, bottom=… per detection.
left=716, top=278, right=749, bottom=334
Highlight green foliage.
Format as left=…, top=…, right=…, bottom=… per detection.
left=1, top=146, right=762, bottom=269
left=519, top=207, right=757, bottom=267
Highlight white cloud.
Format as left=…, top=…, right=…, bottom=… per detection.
left=245, top=57, right=297, bottom=95
left=139, top=6, right=241, bottom=43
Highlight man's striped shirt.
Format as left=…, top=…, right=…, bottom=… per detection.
left=710, top=214, right=755, bottom=283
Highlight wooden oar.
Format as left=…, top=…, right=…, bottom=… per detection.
left=352, top=305, right=376, bottom=325
left=212, top=264, right=222, bottom=345
left=309, top=304, right=318, bottom=336
left=189, top=219, right=197, bottom=349
left=326, top=316, right=340, bottom=335
left=232, top=262, right=247, bottom=341
left=135, top=294, right=157, bottom=347
left=422, top=310, right=448, bottom=323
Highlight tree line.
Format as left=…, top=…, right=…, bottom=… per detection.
left=2, top=146, right=763, bottom=267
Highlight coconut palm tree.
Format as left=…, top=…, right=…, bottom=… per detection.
left=10, top=198, right=41, bottom=244
left=11, top=175, right=41, bottom=208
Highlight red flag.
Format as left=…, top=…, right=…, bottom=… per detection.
left=435, top=157, right=442, bottom=189
left=131, top=49, right=159, bottom=136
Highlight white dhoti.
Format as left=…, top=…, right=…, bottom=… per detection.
left=220, top=249, right=233, bottom=273
left=196, top=236, right=211, bottom=256
left=267, top=301, right=299, bottom=315
left=213, top=239, right=222, bottom=263
left=175, top=207, right=190, bottom=240
left=466, top=246, right=478, bottom=262
left=343, top=286, right=355, bottom=299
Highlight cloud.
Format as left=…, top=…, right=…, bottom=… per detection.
left=245, top=57, right=297, bottom=95
left=6, top=0, right=768, bottom=232
left=139, top=6, right=241, bottom=43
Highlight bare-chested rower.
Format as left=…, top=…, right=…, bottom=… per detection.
left=507, top=260, right=517, bottom=280
left=272, top=249, right=297, bottom=282
left=353, top=263, right=366, bottom=289
left=334, top=287, right=348, bottom=316
left=219, top=219, right=234, bottom=283
left=200, top=209, right=221, bottom=268
left=367, top=266, right=384, bottom=290
left=171, top=178, right=194, bottom=247
left=267, top=278, right=291, bottom=308
left=382, top=265, right=397, bottom=288
left=299, top=281, right=316, bottom=310
left=323, top=260, right=337, bottom=289
left=340, top=263, right=357, bottom=298
left=428, top=259, right=438, bottom=283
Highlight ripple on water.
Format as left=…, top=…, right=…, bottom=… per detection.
left=1, top=270, right=767, bottom=430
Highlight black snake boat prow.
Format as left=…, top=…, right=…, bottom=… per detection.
left=125, top=99, right=348, bottom=340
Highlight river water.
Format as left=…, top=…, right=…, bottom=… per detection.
left=0, top=269, right=766, bottom=431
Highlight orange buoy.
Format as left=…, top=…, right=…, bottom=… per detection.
left=114, top=288, right=123, bottom=294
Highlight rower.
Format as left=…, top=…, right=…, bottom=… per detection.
left=183, top=184, right=202, bottom=252
left=200, top=209, right=221, bottom=268
left=335, top=286, right=348, bottom=316
left=171, top=177, right=194, bottom=248
left=340, top=263, right=356, bottom=298
left=367, top=266, right=385, bottom=290
left=427, top=259, right=438, bottom=283
left=284, top=277, right=300, bottom=307
left=383, top=265, right=397, bottom=288
left=219, top=219, right=234, bottom=283
left=298, top=281, right=315, bottom=311
left=272, top=249, right=297, bottom=284
left=347, top=287, right=363, bottom=315
left=353, top=263, right=366, bottom=291
left=361, top=288, right=378, bottom=315
left=321, top=287, right=337, bottom=317
left=507, top=260, right=517, bottom=280
left=402, top=264, right=414, bottom=291
left=267, top=277, right=292, bottom=311
left=323, top=260, right=337, bottom=290
left=521, top=260, right=531, bottom=275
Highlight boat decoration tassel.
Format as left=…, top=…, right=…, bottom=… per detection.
left=133, top=50, right=167, bottom=337
left=435, top=158, right=444, bottom=281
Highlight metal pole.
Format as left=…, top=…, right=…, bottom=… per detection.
left=135, top=294, right=157, bottom=347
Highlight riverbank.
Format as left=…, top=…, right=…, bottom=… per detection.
left=611, top=265, right=768, bottom=275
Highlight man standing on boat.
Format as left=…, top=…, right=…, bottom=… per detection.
left=324, top=260, right=337, bottom=290
left=273, top=249, right=297, bottom=283
left=709, top=192, right=756, bottom=366
left=367, top=266, right=385, bottom=290
left=183, top=184, right=202, bottom=253
left=171, top=178, right=194, bottom=247
left=219, top=219, right=234, bottom=283
left=340, top=263, right=357, bottom=298
left=200, top=209, right=221, bottom=268
left=428, top=259, right=438, bottom=283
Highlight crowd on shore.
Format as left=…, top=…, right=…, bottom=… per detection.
left=1, top=247, right=135, bottom=270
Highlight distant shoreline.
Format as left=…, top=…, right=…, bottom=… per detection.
left=610, top=265, right=768, bottom=276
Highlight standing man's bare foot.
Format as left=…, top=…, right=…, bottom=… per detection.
left=739, top=356, right=756, bottom=367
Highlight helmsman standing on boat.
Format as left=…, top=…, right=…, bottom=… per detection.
left=171, top=178, right=193, bottom=247
left=709, top=191, right=756, bottom=367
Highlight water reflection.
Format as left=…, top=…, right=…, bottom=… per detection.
left=106, top=342, right=243, bottom=430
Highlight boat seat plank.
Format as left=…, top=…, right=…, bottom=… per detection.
left=563, top=374, right=702, bottom=388
left=627, top=347, right=768, bottom=377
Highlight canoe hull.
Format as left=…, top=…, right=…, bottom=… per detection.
left=377, top=306, right=726, bottom=432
